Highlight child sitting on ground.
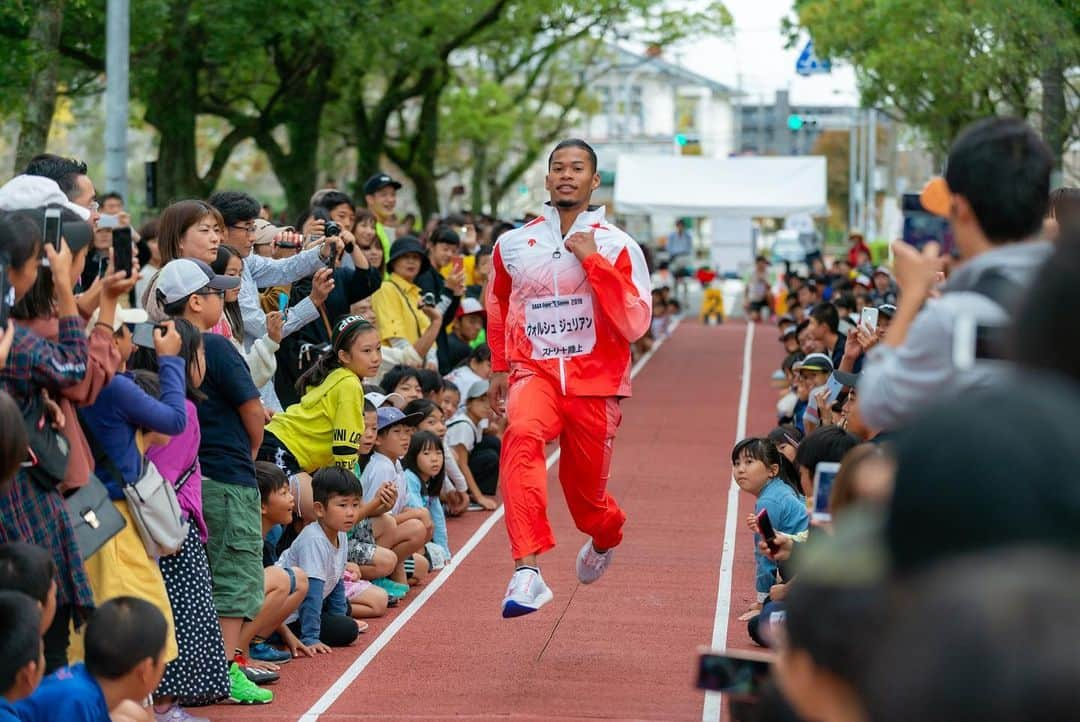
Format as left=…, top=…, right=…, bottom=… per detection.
left=380, top=364, right=424, bottom=406
left=276, top=467, right=370, bottom=650
left=444, top=344, right=491, bottom=411
left=405, top=399, right=469, bottom=517
left=19, top=596, right=169, bottom=722
left=402, top=431, right=451, bottom=568
left=348, top=401, right=405, bottom=604
left=446, top=380, right=497, bottom=511
left=255, top=461, right=314, bottom=659
left=0, top=591, right=44, bottom=720
left=731, top=438, right=808, bottom=618
left=360, top=407, right=432, bottom=589
left=439, top=381, right=461, bottom=421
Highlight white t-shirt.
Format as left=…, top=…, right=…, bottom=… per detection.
left=442, top=438, right=467, bottom=493
left=445, top=366, right=483, bottom=409
left=360, top=451, right=407, bottom=515
left=445, top=412, right=482, bottom=453
left=276, top=522, right=348, bottom=623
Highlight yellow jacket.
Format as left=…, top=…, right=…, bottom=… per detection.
left=265, top=367, right=365, bottom=471
left=371, top=272, right=431, bottom=346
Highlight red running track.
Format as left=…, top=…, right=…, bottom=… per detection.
left=208, top=319, right=783, bottom=721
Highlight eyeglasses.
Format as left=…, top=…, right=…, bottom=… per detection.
left=86, top=200, right=100, bottom=212
left=232, top=224, right=257, bottom=234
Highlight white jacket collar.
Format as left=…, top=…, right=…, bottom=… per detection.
left=541, top=202, right=608, bottom=234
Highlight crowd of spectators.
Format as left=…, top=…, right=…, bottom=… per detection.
left=727, top=116, right=1080, bottom=722
left=0, top=159, right=512, bottom=720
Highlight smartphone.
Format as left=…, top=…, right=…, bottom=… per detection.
left=860, top=306, right=879, bottom=332
left=696, top=649, right=773, bottom=694
left=43, top=208, right=63, bottom=252
left=756, top=509, right=779, bottom=553
left=132, top=322, right=157, bottom=349
left=452, top=256, right=464, bottom=274
left=812, top=461, right=841, bottom=523
left=0, top=253, right=10, bottom=330
left=112, top=227, right=133, bottom=277
left=277, top=291, right=289, bottom=314
left=97, top=213, right=120, bottom=229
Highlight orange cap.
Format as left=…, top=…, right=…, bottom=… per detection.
left=919, top=176, right=951, bottom=217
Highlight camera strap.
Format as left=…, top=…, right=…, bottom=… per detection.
left=390, top=276, right=423, bottom=338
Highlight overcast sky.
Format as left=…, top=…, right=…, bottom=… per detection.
left=665, top=0, right=859, bottom=107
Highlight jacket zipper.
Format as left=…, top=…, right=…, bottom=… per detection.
left=551, top=234, right=566, bottom=396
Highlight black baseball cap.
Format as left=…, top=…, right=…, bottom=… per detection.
left=363, top=173, right=402, bottom=196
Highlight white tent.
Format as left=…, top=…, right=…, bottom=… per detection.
left=613, top=154, right=827, bottom=218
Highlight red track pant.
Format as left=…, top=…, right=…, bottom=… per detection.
left=500, top=371, right=627, bottom=560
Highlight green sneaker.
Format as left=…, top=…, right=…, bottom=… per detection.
left=372, top=577, right=409, bottom=598
left=228, top=662, right=273, bottom=704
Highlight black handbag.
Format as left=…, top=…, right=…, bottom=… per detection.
left=64, top=473, right=126, bottom=560
left=21, top=392, right=71, bottom=490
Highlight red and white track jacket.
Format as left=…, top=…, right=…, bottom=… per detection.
left=487, top=203, right=652, bottom=397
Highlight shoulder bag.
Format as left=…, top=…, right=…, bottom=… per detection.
left=65, top=474, right=127, bottom=560
left=78, top=413, right=189, bottom=558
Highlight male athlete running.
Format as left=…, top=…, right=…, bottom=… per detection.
left=487, top=139, right=652, bottom=617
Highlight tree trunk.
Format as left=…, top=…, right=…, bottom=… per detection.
left=144, top=5, right=207, bottom=202
left=1041, top=56, right=1067, bottom=187
left=14, top=0, right=66, bottom=173
left=260, top=113, right=323, bottom=217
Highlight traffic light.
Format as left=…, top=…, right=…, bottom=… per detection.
left=787, top=114, right=804, bottom=131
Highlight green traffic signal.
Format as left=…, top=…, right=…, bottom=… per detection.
left=787, top=114, right=804, bottom=131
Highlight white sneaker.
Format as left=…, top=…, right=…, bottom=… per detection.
left=501, top=567, right=554, bottom=618
left=576, top=541, right=615, bottom=584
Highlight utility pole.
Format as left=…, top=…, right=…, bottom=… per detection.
left=865, top=108, right=877, bottom=242
left=104, top=0, right=129, bottom=199
left=848, top=108, right=858, bottom=232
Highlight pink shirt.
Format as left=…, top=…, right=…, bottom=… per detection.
left=146, top=400, right=207, bottom=542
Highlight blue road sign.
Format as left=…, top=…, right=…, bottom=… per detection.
left=796, top=40, right=831, bottom=77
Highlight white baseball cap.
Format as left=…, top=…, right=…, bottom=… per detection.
left=157, top=258, right=241, bottom=305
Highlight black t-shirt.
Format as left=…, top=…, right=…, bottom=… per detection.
left=197, top=332, right=260, bottom=486
left=443, top=333, right=473, bottom=374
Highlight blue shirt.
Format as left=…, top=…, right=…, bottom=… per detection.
left=196, top=333, right=260, bottom=486
left=80, top=356, right=188, bottom=499
left=0, top=699, right=21, bottom=722
left=403, top=469, right=449, bottom=553
left=16, top=663, right=109, bottom=721
left=754, top=478, right=809, bottom=594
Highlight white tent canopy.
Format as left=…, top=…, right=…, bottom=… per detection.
left=613, top=154, right=827, bottom=218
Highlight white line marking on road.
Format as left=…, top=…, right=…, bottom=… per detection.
left=703, top=322, right=755, bottom=722
left=300, top=317, right=682, bottom=721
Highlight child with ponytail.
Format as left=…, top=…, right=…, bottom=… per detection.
left=259, top=315, right=382, bottom=522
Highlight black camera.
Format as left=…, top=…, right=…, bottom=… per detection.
left=323, top=220, right=342, bottom=238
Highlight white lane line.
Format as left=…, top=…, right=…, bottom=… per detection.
left=703, top=322, right=755, bottom=722
left=300, top=317, right=683, bottom=721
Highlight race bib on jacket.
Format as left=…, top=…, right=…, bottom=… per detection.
left=523, top=294, right=596, bottom=360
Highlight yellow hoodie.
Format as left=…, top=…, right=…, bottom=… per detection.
left=265, top=367, right=365, bottom=471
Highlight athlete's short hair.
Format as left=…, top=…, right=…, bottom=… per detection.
left=548, top=139, right=597, bottom=173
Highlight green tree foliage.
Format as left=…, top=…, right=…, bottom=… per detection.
left=1, top=0, right=731, bottom=216
left=787, top=0, right=1080, bottom=169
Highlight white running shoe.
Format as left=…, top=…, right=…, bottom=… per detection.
left=576, top=541, right=615, bottom=584
left=501, top=566, right=554, bottom=618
